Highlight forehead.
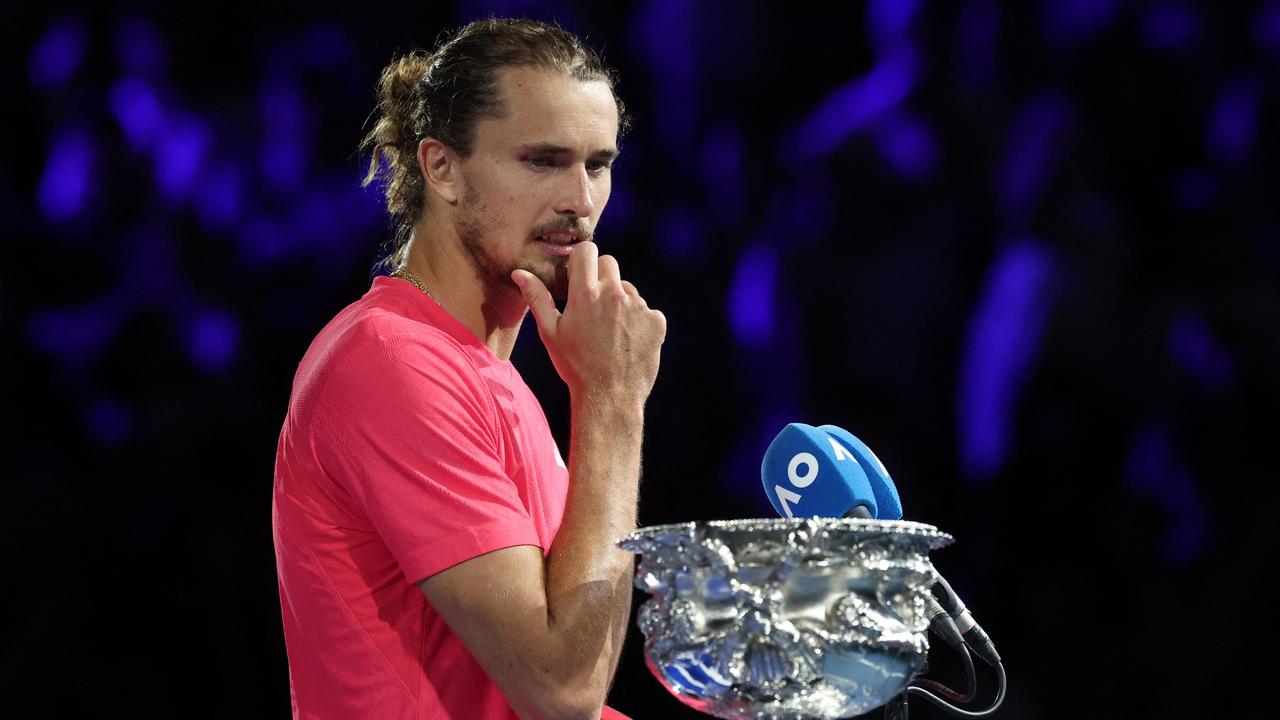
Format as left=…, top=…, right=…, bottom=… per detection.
left=477, top=66, right=619, bottom=150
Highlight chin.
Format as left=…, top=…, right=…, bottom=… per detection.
left=512, top=261, right=568, bottom=302
left=548, top=264, right=569, bottom=302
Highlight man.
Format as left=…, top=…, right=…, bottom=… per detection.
left=272, top=18, right=665, bottom=720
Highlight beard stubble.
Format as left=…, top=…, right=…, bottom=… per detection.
left=456, top=184, right=579, bottom=302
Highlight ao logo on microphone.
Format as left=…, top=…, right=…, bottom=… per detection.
left=774, top=437, right=863, bottom=517
left=761, top=423, right=878, bottom=520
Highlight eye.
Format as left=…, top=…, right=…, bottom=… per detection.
left=525, top=155, right=554, bottom=169
left=586, top=159, right=612, bottom=174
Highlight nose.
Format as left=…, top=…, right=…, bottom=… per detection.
left=554, top=164, right=595, bottom=219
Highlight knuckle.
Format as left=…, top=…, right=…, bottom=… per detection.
left=600, top=279, right=625, bottom=300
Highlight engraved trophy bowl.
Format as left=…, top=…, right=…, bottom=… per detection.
left=617, top=518, right=953, bottom=719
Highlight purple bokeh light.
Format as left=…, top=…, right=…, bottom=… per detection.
left=298, top=25, right=353, bottom=68
left=29, top=17, right=86, bottom=91
left=295, top=190, right=347, bottom=251
left=728, top=243, right=779, bottom=348
left=726, top=402, right=804, bottom=507
left=188, top=308, right=241, bottom=374
left=763, top=180, right=834, bottom=251
left=1207, top=84, right=1258, bottom=166
left=154, top=114, right=210, bottom=203
left=958, top=240, right=1058, bottom=482
left=700, top=124, right=746, bottom=225
left=1041, top=0, right=1118, bottom=45
left=260, top=80, right=308, bottom=193
left=787, top=49, right=918, bottom=163
left=867, top=0, right=921, bottom=52
left=236, top=180, right=385, bottom=266
left=874, top=113, right=937, bottom=180
left=109, top=76, right=165, bottom=152
left=700, top=125, right=743, bottom=188
left=28, top=300, right=121, bottom=362
left=595, top=176, right=634, bottom=235
left=634, top=0, right=699, bottom=153
left=1142, top=3, right=1198, bottom=51
left=38, top=127, right=95, bottom=221
left=998, top=92, right=1072, bottom=224
left=1125, top=423, right=1209, bottom=566
left=1168, top=314, right=1234, bottom=390
left=87, top=397, right=133, bottom=448
left=195, top=164, right=246, bottom=231
left=238, top=216, right=287, bottom=265
left=1256, top=1, right=1280, bottom=50
left=653, top=207, right=703, bottom=263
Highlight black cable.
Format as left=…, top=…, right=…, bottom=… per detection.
left=906, top=661, right=1006, bottom=718
left=931, top=575, right=1000, bottom=666
left=910, top=640, right=977, bottom=703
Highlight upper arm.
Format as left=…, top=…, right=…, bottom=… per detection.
left=317, top=326, right=540, bottom=583
left=418, top=546, right=599, bottom=720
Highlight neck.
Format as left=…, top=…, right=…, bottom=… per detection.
left=401, top=219, right=528, bottom=362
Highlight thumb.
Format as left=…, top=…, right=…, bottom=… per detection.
left=511, top=269, right=560, bottom=334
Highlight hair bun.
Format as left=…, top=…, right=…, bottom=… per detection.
left=377, top=50, right=431, bottom=127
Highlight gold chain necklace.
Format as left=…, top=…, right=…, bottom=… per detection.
left=391, top=267, right=442, bottom=307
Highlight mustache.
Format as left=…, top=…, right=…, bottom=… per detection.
left=529, top=219, right=593, bottom=241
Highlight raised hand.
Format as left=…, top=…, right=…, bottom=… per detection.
left=511, top=241, right=666, bottom=408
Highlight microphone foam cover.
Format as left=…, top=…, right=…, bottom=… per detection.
left=818, top=425, right=902, bottom=520
left=761, top=423, right=877, bottom=519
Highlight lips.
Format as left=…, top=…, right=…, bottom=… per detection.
left=534, top=238, right=577, bottom=257
left=532, top=229, right=584, bottom=257
left=533, top=231, right=581, bottom=243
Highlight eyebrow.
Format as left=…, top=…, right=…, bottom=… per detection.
left=517, top=142, right=620, bottom=161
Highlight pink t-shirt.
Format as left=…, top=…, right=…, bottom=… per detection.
left=273, top=276, right=628, bottom=720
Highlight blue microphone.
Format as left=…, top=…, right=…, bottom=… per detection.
left=761, top=423, right=878, bottom=519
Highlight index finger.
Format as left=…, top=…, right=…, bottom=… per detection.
left=568, top=240, right=599, bottom=294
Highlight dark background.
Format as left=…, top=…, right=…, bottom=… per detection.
left=4, top=0, right=1278, bottom=717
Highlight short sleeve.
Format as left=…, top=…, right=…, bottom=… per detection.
left=313, top=318, right=540, bottom=584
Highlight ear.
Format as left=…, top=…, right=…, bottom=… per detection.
left=418, top=137, right=461, bottom=206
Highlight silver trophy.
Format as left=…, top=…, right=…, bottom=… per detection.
left=617, top=517, right=953, bottom=719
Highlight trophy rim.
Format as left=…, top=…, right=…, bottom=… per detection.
left=617, top=517, right=954, bottom=551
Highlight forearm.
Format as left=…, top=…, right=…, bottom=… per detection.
left=499, top=246, right=664, bottom=718
left=542, top=392, right=644, bottom=706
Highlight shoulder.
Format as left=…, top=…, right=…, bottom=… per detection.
left=310, top=288, right=473, bottom=369
left=294, top=296, right=496, bottom=424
